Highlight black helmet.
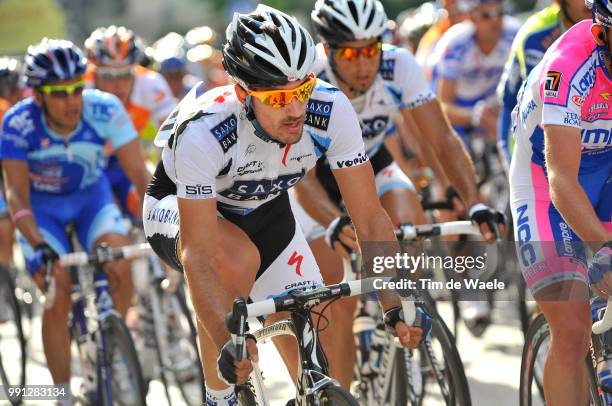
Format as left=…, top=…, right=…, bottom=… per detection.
left=311, top=0, right=388, bottom=46
left=222, top=4, right=317, bottom=89
left=586, top=0, right=612, bottom=27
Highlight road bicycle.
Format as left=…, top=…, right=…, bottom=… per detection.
left=226, top=277, right=413, bottom=405
left=44, top=243, right=150, bottom=405
left=348, top=221, right=475, bottom=406
left=0, top=265, right=26, bottom=405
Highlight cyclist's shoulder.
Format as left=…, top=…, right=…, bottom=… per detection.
left=81, top=89, right=127, bottom=123
left=540, top=20, right=597, bottom=76
left=130, top=65, right=174, bottom=108
left=2, top=97, right=39, bottom=135
left=517, top=5, right=561, bottom=43
left=502, top=15, right=522, bottom=39
left=438, top=21, right=475, bottom=47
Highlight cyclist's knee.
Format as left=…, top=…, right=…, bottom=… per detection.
left=546, top=307, right=591, bottom=359
left=310, top=237, right=343, bottom=283
left=43, top=288, right=71, bottom=320
left=380, top=188, right=426, bottom=226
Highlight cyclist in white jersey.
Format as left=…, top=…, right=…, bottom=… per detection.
left=432, top=0, right=520, bottom=143
left=142, top=6, right=428, bottom=405
left=287, top=0, right=507, bottom=386
left=510, top=0, right=612, bottom=402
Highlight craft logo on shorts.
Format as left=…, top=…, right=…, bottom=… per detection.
left=211, top=114, right=238, bottom=153
left=305, top=99, right=333, bottom=131
left=544, top=71, right=562, bottom=98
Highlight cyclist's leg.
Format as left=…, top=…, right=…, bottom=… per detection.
left=376, top=161, right=427, bottom=226
left=511, top=160, right=591, bottom=406
left=143, top=194, right=260, bottom=397
left=248, top=196, right=325, bottom=383
left=18, top=211, right=72, bottom=384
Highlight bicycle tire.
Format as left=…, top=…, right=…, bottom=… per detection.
left=148, top=288, right=173, bottom=405
left=0, top=266, right=26, bottom=406
left=397, top=304, right=472, bottom=406
left=519, top=312, right=602, bottom=406
left=101, top=313, right=147, bottom=406
left=317, top=385, right=359, bottom=406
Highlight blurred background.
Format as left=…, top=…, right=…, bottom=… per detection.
left=0, top=0, right=542, bottom=56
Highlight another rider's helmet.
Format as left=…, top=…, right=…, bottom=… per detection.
left=23, top=38, right=88, bottom=88
left=84, top=25, right=142, bottom=67
left=0, top=57, right=21, bottom=97
left=222, top=4, right=317, bottom=88
left=586, top=0, right=612, bottom=28
left=311, top=0, right=388, bottom=45
left=153, top=32, right=187, bottom=73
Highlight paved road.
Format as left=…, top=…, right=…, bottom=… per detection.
left=0, top=299, right=542, bottom=406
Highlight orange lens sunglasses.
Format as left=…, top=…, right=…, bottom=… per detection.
left=247, top=73, right=317, bottom=108
left=334, top=42, right=382, bottom=61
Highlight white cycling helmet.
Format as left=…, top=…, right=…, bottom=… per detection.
left=311, top=0, right=388, bottom=45
left=222, top=4, right=317, bottom=88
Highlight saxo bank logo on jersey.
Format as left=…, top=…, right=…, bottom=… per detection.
left=305, top=99, right=333, bottom=131
left=211, top=114, right=238, bottom=153
left=220, top=169, right=306, bottom=201
left=361, top=116, right=389, bottom=139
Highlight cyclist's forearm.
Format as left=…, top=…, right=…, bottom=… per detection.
left=182, top=252, right=232, bottom=349
left=550, top=176, right=611, bottom=248
left=439, top=102, right=472, bottom=128
left=6, top=191, right=44, bottom=247
left=293, top=171, right=342, bottom=227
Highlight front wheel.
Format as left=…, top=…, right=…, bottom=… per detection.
left=317, top=385, right=359, bottom=406
left=101, top=313, right=147, bottom=405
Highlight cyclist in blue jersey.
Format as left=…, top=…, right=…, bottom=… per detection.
left=0, top=38, right=150, bottom=402
left=496, top=0, right=590, bottom=168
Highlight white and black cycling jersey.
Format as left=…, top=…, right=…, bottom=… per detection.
left=314, top=43, right=436, bottom=157
left=149, top=80, right=367, bottom=215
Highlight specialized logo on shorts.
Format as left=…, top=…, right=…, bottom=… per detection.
left=305, top=99, right=333, bottom=131
left=361, top=116, right=389, bottom=139
left=185, top=184, right=214, bottom=197
left=544, top=71, right=562, bottom=97
left=211, top=114, right=238, bottom=153
left=336, top=152, right=368, bottom=169
left=219, top=170, right=306, bottom=201
left=288, top=250, right=304, bottom=276
left=380, top=59, right=395, bottom=81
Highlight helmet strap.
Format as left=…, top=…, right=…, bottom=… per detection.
left=244, top=95, right=285, bottom=147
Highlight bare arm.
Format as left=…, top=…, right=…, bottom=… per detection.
left=545, top=125, right=611, bottom=248
left=115, top=139, right=152, bottom=199
left=177, top=197, right=230, bottom=349
left=437, top=78, right=473, bottom=128
left=407, top=100, right=479, bottom=208
left=2, top=160, right=44, bottom=247
left=293, top=167, right=343, bottom=228
left=332, top=162, right=401, bottom=310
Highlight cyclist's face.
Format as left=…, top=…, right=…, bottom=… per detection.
left=331, top=39, right=381, bottom=95
left=94, top=71, right=134, bottom=106
left=35, top=78, right=83, bottom=134
left=470, top=3, right=504, bottom=41
left=243, top=79, right=311, bottom=145
left=563, top=0, right=591, bottom=23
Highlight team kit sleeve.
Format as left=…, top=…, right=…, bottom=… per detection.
left=103, top=95, right=140, bottom=149
left=0, top=107, right=31, bottom=161
left=325, top=92, right=369, bottom=170
left=395, top=50, right=437, bottom=109
left=172, top=119, right=225, bottom=199
left=539, top=64, right=582, bottom=129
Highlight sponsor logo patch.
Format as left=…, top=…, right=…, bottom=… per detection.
left=305, top=99, right=333, bottom=131
left=544, top=70, right=562, bottom=97
left=210, top=114, right=238, bottom=153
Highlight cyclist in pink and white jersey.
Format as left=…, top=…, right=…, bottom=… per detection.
left=510, top=0, right=612, bottom=402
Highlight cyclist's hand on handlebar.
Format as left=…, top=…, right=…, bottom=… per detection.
left=395, top=322, right=423, bottom=348
left=445, top=186, right=465, bottom=215
left=589, top=242, right=612, bottom=298
left=325, top=216, right=358, bottom=259
left=384, top=307, right=432, bottom=348
left=30, top=242, right=60, bottom=292
left=217, top=335, right=258, bottom=385
left=468, top=203, right=506, bottom=242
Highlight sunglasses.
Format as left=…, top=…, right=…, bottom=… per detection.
left=247, top=74, right=317, bottom=108
left=39, top=80, right=85, bottom=98
left=94, top=66, right=134, bottom=80
left=333, top=42, right=382, bottom=61
left=472, top=7, right=504, bottom=20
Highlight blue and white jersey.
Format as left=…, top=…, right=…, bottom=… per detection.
left=315, top=44, right=436, bottom=157
left=154, top=81, right=367, bottom=215
left=0, top=89, right=137, bottom=194
left=431, top=17, right=521, bottom=107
